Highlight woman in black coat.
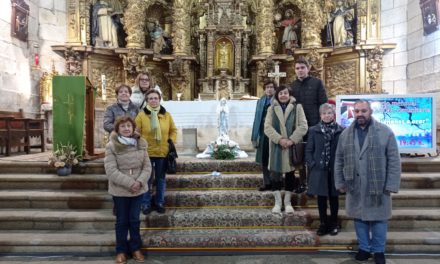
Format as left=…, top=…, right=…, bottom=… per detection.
left=305, top=103, right=343, bottom=236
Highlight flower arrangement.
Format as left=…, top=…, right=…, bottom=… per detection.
left=210, top=140, right=239, bottom=160
left=48, top=143, right=81, bottom=168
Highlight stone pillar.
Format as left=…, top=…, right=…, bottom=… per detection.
left=206, top=29, right=215, bottom=78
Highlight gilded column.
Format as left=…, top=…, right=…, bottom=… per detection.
left=172, top=0, right=191, bottom=55
left=206, top=29, right=215, bottom=78
left=256, top=0, right=274, bottom=55
left=234, top=30, right=242, bottom=80
left=199, top=34, right=206, bottom=78
left=124, top=0, right=148, bottom=48
left=296, top=0, right=331, bottom=49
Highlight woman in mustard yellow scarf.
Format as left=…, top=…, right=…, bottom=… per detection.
left=135, top=90, right=177, bottom=214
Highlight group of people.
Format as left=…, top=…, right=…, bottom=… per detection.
left=103, top=72, right=176, bottom=264
left=252, top=57, right=401, bottom=264
left=103, top=59, right=400, bottom=264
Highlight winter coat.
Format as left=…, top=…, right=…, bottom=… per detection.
left=291, top=76, right=328, bottom=127
left=305, top=123, right=343, bottom=197
left=103, top=101, right=139, bottom=133
left=130, top=86, right=146, bottom=109
left=104, top=132, right=152, bottom=197
left=264, top=97, right=308, bottom=173
left=334, top=118, right=401, bottom=221
left=135, top=105, right=177, bottom=158
left=251, top=95, right=272, bottom=164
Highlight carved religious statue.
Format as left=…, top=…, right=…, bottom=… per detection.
left=149, top=20, right=167, bottom=54
left=328, top=0, right=354, bottom=46
left=280, top=9, right=300, bottom=53
left=91, top=0, right=119, bottom=47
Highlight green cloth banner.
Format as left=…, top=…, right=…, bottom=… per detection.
left=52, top=76, right=86, bottom=155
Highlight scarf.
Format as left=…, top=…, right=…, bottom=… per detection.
left=118, top=135, right=137, bottom=146
left=343, top=119, right=384, bottom=206
left=146, top=104, right=162, bottom=142
left=319, top=121, right=337, bottom=168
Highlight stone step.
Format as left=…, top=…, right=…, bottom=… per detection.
left=0, top=172, right=439, bottom=190
left=1, top=189, right=439, bottom=209
left=1, top=208, right=438, bottom=232
left=1, top=156, right=439, bottom=174
left=0, top=230, right=438, bottom=254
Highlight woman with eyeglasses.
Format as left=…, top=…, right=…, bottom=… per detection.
left=135, top=89, right=177, bottom=215
left=131, top=72, right=162, bottom=109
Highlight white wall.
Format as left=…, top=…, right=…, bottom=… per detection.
left=0, top=0, right=66, bottom=117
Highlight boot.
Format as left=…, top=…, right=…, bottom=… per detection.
left=272, top=191, right=282, bottom=214
left=284, top=191, right=294, bottom=214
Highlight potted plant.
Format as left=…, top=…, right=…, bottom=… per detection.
left=48, top=143, right=81, bottom=176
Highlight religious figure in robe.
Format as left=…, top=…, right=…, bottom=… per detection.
left=219, top=41, right=229, bottom=69
left=217, top=98, right=229, bottom=137
left=150, top=21, right=167, bottom=54
left=91, top=0, right=119, bottom=48
left=280, top=9, right=299, bottom=54
left=328, top=0, right=354, bottom=46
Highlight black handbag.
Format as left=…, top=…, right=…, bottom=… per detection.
left=291, top=141, right=305, bottom=166
left=166, top=139, right=178, bottom=174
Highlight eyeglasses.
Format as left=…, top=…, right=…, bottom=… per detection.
left=140, top=78, right=150, bottom=81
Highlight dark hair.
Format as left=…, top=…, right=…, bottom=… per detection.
left=114, top=116, right=136, bottom=134
left=274, top=84, right=292, bottom=102
left=145, top=89, right=162, bottom=101
left=115, top=84, right=132, bottom=96
left=295, top=56, right=310, bottom=68
left=354, top=99, right=372, bottom=109
left=263, top=80, right=276, bottom=90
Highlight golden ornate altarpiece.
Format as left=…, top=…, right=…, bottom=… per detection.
left=49, top=0, right=396, bottom=105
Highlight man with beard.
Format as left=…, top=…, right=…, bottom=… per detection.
left=334, top=100, right=401, bottom=264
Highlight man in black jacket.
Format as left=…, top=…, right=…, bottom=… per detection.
left=291, top=57, right=328, bottom=193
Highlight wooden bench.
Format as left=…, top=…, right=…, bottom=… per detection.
left=0, top=109, right=45, bottom=156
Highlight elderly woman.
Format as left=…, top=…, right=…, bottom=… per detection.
left=135, top=89, right=177, bottom=214
left=103, top=84, right=139, bottom=133
left=131, top=72, right=162, bottom=109
left=264, top=85, right=308, bottom=214
left=305, top=103, right=343, bottom=236
left=104, top=116, right=151, bottom=264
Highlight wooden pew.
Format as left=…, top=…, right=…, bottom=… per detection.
left=0, top=109, right=45, bottom=156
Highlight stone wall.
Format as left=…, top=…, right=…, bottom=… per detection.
left=0, top=0, right=66, bottom=117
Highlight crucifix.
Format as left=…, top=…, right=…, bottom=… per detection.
left=63, top=94, right=75, bottom=125
left=267, top=62, right=286, bottom=86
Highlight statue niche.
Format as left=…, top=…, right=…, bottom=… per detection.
left=215, top=38, right=234, bottom=74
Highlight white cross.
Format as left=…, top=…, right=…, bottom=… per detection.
left=267, top=62, right=286, bottom=86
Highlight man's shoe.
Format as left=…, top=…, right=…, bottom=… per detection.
left=328, top=227, right=338, bottom=236
left=258, top=185, right=272, bottom=191
left=316, top=224, right=329, bottom=236
left=115, top=253, right=126, bottom=264
left=355, top=249, right=371, bottom=261
left=132, top=250, right=145, bottom=263
left=141, top=206, right=152, bottom=215
left=156, top=205, right=166, bottom=214
left=374, top=252, right=385, bottom=264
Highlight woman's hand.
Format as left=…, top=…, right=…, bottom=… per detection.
left=130, top=181, right=142, bottom=194
left=279, top=138, right=293, bottom=149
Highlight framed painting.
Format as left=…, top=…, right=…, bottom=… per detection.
left=420, top=0, right=440, bottom=35
left=11, top=0, right=29, bottom=42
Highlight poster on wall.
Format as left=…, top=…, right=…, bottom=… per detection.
left=336, top=94, right=437, bottom=154
left=420, top=0, right=440, bottom=35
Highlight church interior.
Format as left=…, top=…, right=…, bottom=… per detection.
left=0, top=0, right=440, bottom=262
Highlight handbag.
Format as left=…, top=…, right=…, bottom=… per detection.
left=291, top=141, right=305, bottom=166
left=166, top=139, right=178, bottom=174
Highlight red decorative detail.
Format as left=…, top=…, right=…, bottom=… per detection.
left=35, top=54, right=39, bottom=66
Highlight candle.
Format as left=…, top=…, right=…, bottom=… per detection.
left=34, top=54, right=39, bottom=66
left=101, top=74, right=106, bottom=101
